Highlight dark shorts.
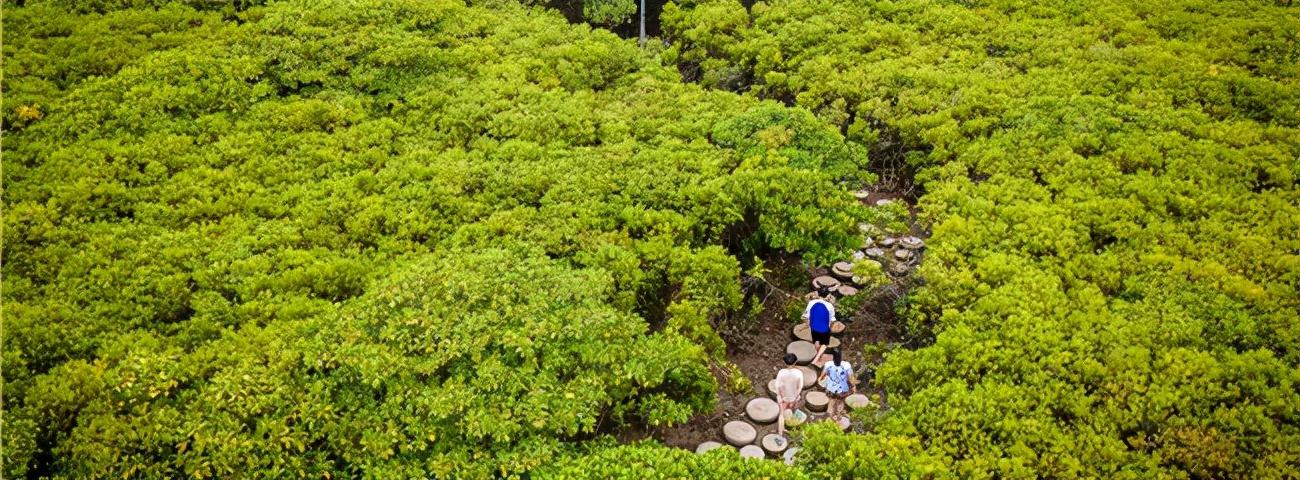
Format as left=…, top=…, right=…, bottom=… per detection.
left=811, top=330, right=831, bottom=345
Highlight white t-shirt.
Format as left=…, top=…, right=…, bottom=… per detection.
left=775, top=368, right=803, bottom=403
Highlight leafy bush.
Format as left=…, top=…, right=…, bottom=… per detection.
left=663, top=0, right=1300, bottom=477
left=2, top=0, right=871, bottom=477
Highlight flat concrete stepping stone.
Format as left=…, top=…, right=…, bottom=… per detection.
left=853, top=190, right=871, bottom=199
left=805, top=391, right=829, bottom=412
left=792, top=323, right=813, bottom=341
left=739, top=445, right=765, bottom=459
left=830, top=321, right=846, bottom=334
left=831, top=261, right=854, bottom=279
left=812, top=353, right=831, bottom=368
left=875, top=199, right=893, bottom=206
left=696, top=441, right=725, bottom=454
left=761, top=434, right=789, bottom=454
left=783, top=447, right=800, bottom=465
left=723, top=421, right=757, bottom=446
left=901, top=236, right=925, bottom=249
left=767, top=379, right=780, bottom=398
left=864, top=247, right=885, bottom=258
left=880, top=237, right=897, bottom=247
left=894, top=249, right=913, bottom=261
left=747, top=398, right=780, bottom=424
left=845, top=393, right=872, bottom=410
left=835, top=416, right=851, bottom=430
left=851, top=250, right=866, bottom=260
left=797, top=366, right=817, bottom=389
left=782, top=408, right=808, bottom=426
left=787, top=341, right=816, bottom=364
left=812, top=275, right=840, bottom=290
left=835, top=285, right=859, bottom=297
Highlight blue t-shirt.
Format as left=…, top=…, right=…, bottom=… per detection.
left=809, top=302, right=831, bottom=333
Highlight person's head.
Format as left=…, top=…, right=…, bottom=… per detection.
left=830, top=348, right=843, bottom=366
left=783, top=353, right=798, bottom=366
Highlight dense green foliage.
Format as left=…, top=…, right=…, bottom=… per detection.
left=2, top=0, right=873, bottom=476
left=664, top=0, right=1300, bottom=477
left=5, top=0, right=1299, bottom=477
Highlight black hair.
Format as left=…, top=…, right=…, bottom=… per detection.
left=830, top=348, right=843, bottom=367
left=783, top=353, right=798, bottom=365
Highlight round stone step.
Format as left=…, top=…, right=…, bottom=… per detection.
left=739, top=445, right=765, bottom=459
left=879, top=237, right=897, bottom=247
left=783, top=408, right=808, bottom=426
left=761, top=434, right=789, bottom=454
left=805, top=391, right=829, bottom=412
left=831, top=261, right=854, bottom=279
left=792, top=323, right=813, bottom=342
left=851, top=250, right=866, bottom=261
left=845, top=393, right=872, bottom=410
left=696, top=441, right=725, bottom=454
left=901, top=236, right=924, bottom=249
left=787, top=341, right=816, bottom=364
left=830, top=321, right=846, bottom=334
left=723, top=421, right=757, bottom=446
left=812, top=275, right=840, bottom=291
left=835, top=285, right=859, bottom=298
left=863, top=247, right=885, bottom=258
left=746, top=398, right=780, bottom=424
left=894, top=249, right=913, bottom=261
left=835, top=416, right=851, bottom=430
left=853, top=189, right=871, bottom=200
left=783, top=447, right=800, bottom=465
left=874, top=198, right=893, bottom=206
left=767, top=379, right=780, bottom=399
left=796, top=366, right=817, bottom=389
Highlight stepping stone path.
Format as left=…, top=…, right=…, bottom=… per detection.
left=812, top=275, right=840, bottom=291
left=739, top=445, right=766, bottom=459
left=783, top=447, right=800, bottom=465
left=723, top=421, right=757, bottom=446
left=690, top=196, right=926, bottom=460
left=805, top=391, right=829, bottom=412
left=831, top=261, right=854, bottom=279
left=835, top=285, right=859, bottom=298
left=845, top=393, right=872, bottom=410
left=787, top=341, right=816, bottom=364
left=761, top=434, right=789, bottom=454
left=696, top=441, right=726, bottom=454
left=746, top=398, right=780, bottom=424
left=792, top=323, right=813, bottom=342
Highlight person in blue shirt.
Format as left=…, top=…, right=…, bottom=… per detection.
left=802, top=296, right=835, bottom=364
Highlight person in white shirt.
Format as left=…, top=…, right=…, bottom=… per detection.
left=774, top=353, right=804, bottom=438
